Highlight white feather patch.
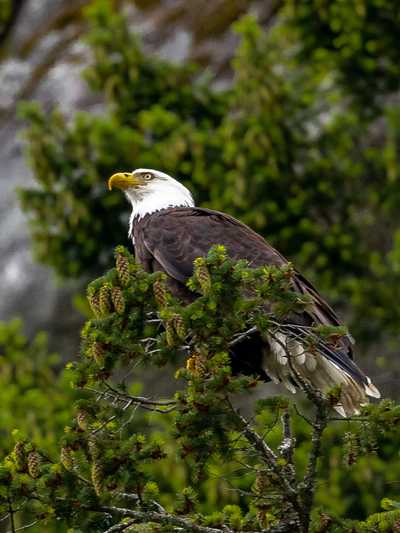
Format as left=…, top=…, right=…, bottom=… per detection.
left=263, top=333, right=381, bottom=417
left=364, top=377, right=381, bottom=398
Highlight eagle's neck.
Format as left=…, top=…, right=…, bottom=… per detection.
left=127, top=182, right=195, bottom=240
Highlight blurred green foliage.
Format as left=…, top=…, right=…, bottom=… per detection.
left=0, top=319, right=76, bottom=454
left=0, top=319, right=76, bottom=532
left=288, top=0, right=400, bottom=111
left=0, top=0, right=12, bottom=32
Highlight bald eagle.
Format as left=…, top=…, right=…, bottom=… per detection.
left=108, top=168, right=380, bottom=416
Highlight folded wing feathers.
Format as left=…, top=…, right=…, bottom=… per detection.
left=264, top=330, right=380, bottom=417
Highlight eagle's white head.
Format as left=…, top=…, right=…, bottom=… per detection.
left=108, top=168, right=195, bottom=237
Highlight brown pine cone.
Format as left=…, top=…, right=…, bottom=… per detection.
left=87, top=289, right=101, bottom=318
left=27, top=451, right=41, bottom=479
left=13, top=441, right=26, bottom=472
left=76, top=409, right=90, bottom=431
left=165, top=320, right=176, bottom=347
left=195, top=262, right=211, bottom=294
left=172, top=314, right=186, bottom=339
left=111, top=286, right=125, bottom=314
left=116, top=253, right=130, bottom=287
left=60, top=446, right=74, bottom=471
left=92, top=341, right=105, bottom=365
left=99, top=284, right=112, bottom=316
left=91, top=460, right=104, bottom=496
left=153, top=279, right=168, bottom=307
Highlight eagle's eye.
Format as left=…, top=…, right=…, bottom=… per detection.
left=143, top=173, right=153, bottom=181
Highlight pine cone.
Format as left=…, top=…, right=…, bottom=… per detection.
left=186, top=356, right=197, bottom=372
left=165, top=320, right=176, bottom=347
left=186, top=354, right=206, bottom=377
left=91, top=460, right=104, bottom=496
left=88, top=436, right=100, bottom=460
left=343, top=432, right=360, bottom=466
left=172, top=314, right=186, bottom=339
left=195, top=262, right=211, bottom=294
left=256, top=508, right=269, bottom=528
left=255, top=470, right=269, bottom=493
left=60, top=447, right=74, bottom=471
left=77, top=409, right=90, bottom=431
left=195, top=356, right=207, bottom=377
left=27, top=451, right=41, bottom=479
left=153, top=279, right=168, bottom=307
left=87, top=289, right=101, bottom=318
left=14, top=441, right=26, bottom=471
left=99, top=284, right=112, bottom=316
left=92, top=341, right=105, bottom=365
left=111, top=286, right=125, bottom=314
left=116, top=253, right=130, bottom=287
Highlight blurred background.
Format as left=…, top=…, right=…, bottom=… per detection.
left=1, top=0, right=400, bottom=527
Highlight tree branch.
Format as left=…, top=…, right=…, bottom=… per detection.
left=98, top=505, right=234, bottom=533
left=278, top=409, right=296, bottom=484
left=7, top=495, right=15, bottom=533
left=301, top=402, right=329, bottom=529
left=86, top=385, right=177, bottom=414
left=225, top=399, right=306, bottom=531
left=229, top=326, right=258, bottom=347
left=103, top=519, right=136, bottom=533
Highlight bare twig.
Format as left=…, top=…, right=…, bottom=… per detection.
left=293, top=403, right=313, bottom=426
left=85, top=385, right=177, bottom=414
left=115, top=491, right=166, bottom=514
left=279, top=409, right=296, bottom=483
left=103, top=519, right=136, bottom=532
left=6, top=520, right=39, bottom=533
left=302, top=402, right=329, bottom=530
left=105, top=383, right=176, bottom=406
left=7, top=496, right=15, bottom=533
left=229, top=326, right=258, bottom=347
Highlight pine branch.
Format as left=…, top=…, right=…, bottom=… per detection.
left=6, top=520, right=39, bottom=533
left=278, top=409, right=296, bottom=484
left=225, top=399, right=306, bottom=531
left=86, top=385, right=177, bottom=414
left=98, top=505, right=234, bottom=533
left=100, top=504, right=303, bottom=533
left=103, top=519, right=136, bottom=533
left=301, top=402, right=329, bottom=529
left=7, top=496, right=15, bottom=533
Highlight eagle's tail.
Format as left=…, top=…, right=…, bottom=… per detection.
left=262, top=329, right=380, bottom=417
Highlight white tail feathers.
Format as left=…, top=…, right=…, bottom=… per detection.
left=263, top=333, right=380, bottom=417
left=364, top=376, right=381, bottom=398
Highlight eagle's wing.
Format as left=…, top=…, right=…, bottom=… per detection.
left=140, top=207, right=286, bottom=276
left=140, top=208, right=350, bottom=340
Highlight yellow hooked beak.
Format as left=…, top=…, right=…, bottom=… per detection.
left=108, top=172, right=142, bottom=191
